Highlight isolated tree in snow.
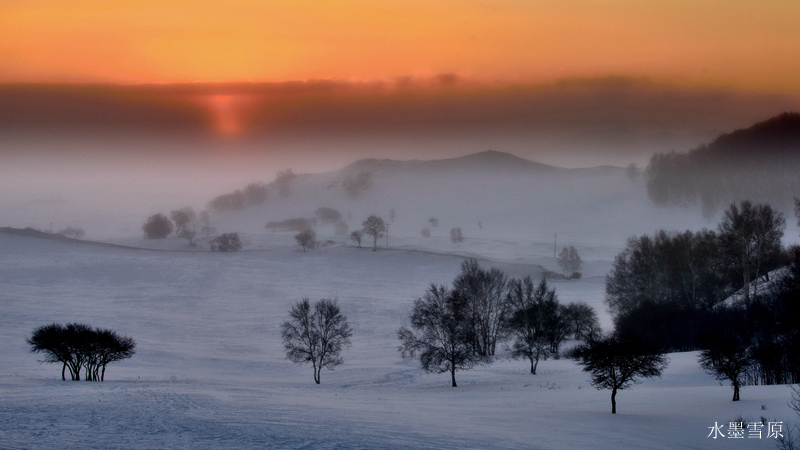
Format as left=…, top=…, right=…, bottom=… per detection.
left=450, top=227, right=464, bottom=246
left=170, top=207, right=197, bottom=236
left=428, top=218, right=439, bottom=228
left=294, top=229, right=316, bottom=252
left=698, top=314, right=753, bottom=402
left=362, top=215, right=386, bottom=251
left=210, top=233, right=242, bottom=252
left=142, top=213, right=173, bottom=239
left=421, top=228, right=431, bottom=238
left=350, top=230, right=363, bottom=248
left=558, top=246, right=582, bottom=277
left=282, top=298, right=353, bottom=384
left=574, top=336, right=668, bottom=414
left=398, top=285, right=488, bottom=387
left=171, top=207, right=199, bottom=246
left=718, top=201, right=785, bottom=302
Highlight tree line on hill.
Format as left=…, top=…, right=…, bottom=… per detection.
left=645, top=112, right=800, bottom=217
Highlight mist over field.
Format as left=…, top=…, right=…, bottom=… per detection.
left=3, top=81, right=800, bottom=449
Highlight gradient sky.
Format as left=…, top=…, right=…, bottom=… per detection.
left=2, top=0, right=800, bottom=95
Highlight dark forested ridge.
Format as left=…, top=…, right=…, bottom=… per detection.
left=646, top=112, right=800, bottom=216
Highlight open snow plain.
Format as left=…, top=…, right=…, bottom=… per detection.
left=1, top=229, right=798, bottom=449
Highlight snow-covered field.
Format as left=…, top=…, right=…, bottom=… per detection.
left=1, top=229, right=797, bottom=449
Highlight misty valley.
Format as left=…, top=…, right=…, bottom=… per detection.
left=2, top=114, right=800, bottom=449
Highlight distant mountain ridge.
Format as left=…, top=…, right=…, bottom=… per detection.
left=338, top=150, right=562, bottom=176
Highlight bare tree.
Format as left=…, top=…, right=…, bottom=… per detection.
left=170, top=207, right=197, bottom=236
left=362, top=215, right=386, bottom=251
left=398, top=285, right=488, bottom=387
left=563, top=302, right=601, bottom=342
left=574, top=336, right=669, bottom=414
left=558, top=246, right=582, bottom=277
left=718, top=201, right=785, bottom=302
left=350, top=230, right=363, bottom=248
left=506, top=277, right=551, bottom=374
left=295, top=229, right=317, bottom=252
left=698, top=330, right=753, bottom=401
left=453, top=258, right=509, bottom=356
left=282, top=298, right=353, bottom=384
left=450, top=227, right=464, bottom=246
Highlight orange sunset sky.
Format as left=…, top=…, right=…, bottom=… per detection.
left=2, top=0, right=800, bottom=94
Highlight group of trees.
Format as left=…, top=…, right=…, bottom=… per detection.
left=28, top=323, right=135, bottom=381
left=398, top=259, right=600, bottom=387
left=607, top=200, right=800, bottom=399
left=142, top=208, right=236, bottom=249
left=607, top=201, right=786, bottom=351
left=348, top=215, right=386, bottom=251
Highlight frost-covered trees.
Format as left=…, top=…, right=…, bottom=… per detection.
left=28, top=323, right=135, bottom=381
left=558, top=246, right=582, bottom=277
left=398, top=285, right=488, bottom=387
left=295, top=229, right=316, bottom=252
left=362, top=215, right=386, bottom=251
left=574, top=336, right=668, bottom=414
left=282, top=298, right=352, bottom=384
left=142, top=213, right=173, bottom=239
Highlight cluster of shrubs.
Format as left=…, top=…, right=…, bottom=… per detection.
left=28, top=323, right=135, bottom=381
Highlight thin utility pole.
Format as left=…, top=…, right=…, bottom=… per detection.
left=554, top=233, right=557, bottom=258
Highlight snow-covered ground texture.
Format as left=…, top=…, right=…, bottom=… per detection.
left=1, top=229, right=798, bottom=449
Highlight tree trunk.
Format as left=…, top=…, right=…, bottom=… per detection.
left=314, top=367, right=321, bottom=385
left=532, top=357, right=539, bottom=375
left=61, top=363, right=67, bottom=381
left=611, top=388, right=617, bottom=414
left=101, top=365, right=106, bottom=382
left=451, top=368, right=457, bottom=387
left=732, top=382, right=740, bottom=401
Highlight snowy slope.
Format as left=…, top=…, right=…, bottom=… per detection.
left=1, top=231, right=797, bottom=449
